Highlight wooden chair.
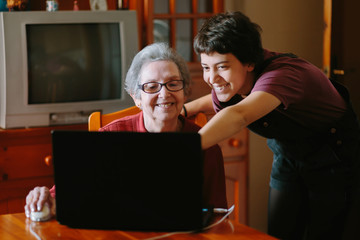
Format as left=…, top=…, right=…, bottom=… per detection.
left=88, top=106, right=208, bottom=131
left=88, top=106, right=141, bottom=131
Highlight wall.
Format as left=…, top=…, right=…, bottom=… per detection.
left=225, top=0, right=324, bottom=233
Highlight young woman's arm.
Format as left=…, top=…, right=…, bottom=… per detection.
left=182, top=94, right=214, bottom=117
left=199, top=91, right=281, bottom=149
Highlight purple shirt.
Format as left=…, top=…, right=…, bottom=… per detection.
left=213, top=49, right=346, bottom=131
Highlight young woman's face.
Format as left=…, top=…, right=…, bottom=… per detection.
left=200, top=52, right=255, bottom=102
left=137, top=60, right=185, bottom=126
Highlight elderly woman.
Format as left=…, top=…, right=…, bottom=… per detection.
left=24, top=43, right=227, bottom=220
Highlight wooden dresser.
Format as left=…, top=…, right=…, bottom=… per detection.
left=0, top=124, right=87, bottom=214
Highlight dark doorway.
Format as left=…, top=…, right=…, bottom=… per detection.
left=331, top=0, right=360, bottom=117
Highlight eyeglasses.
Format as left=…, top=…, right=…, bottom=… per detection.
left=139, top=80, right=184, bottom=94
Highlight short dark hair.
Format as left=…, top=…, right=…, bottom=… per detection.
left=194, top=11, right=264, bottom=66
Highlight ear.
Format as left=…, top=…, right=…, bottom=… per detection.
left=247, top=63, right=255, bottom=72
left=131, top=94, right=141, bottom=109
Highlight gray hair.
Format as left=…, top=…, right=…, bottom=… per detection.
left=125, top=42, right=191, bottom=100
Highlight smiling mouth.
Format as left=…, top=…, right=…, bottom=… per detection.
left=213, top=83, right=230, bottom=92
left=156, top=103, right=174, bottom=108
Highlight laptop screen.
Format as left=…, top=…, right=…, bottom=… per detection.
left=52, top=130, right=204, bottom=231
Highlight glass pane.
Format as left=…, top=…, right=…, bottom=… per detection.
left=154, top=0, right=169, bottom=14
left=176, top=0, right=191, bottom=13
left=176, top=19, right=192, bottom=61
left=197, top=18, right=206, bottom=31
left=195, top=19, right=207, bottom=61
left=153, top=20, right=170, bottom=43
left=198, top=0, right=212, bottom=13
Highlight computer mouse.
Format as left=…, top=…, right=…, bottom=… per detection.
left=30, top=203, right=51, bottom=222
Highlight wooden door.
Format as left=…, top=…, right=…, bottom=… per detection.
left=330, top=0, right=360, bottom=116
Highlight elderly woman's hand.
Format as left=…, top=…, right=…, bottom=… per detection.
left=24, top=186, right=56, bottom=220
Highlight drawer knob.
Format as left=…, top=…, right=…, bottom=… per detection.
left=228, top=138, right=242, bottom=148
left=2, top=173, right=8, bottom=181
left=44, top=155, right=52, bottom=166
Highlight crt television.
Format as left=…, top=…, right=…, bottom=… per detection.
left=0, top=10, right=138, bottom=129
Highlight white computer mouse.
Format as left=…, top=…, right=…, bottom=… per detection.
left=30, top=203, right=51, bottom=222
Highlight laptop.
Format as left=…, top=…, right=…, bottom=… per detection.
left=51, top=130, right=206, bottom=231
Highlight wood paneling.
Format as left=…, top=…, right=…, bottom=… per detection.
left=0, top=124, right=86, bottom=214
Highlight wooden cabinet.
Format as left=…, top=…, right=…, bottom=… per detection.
left=198, top=112, right=248, bottom=225
left=219, top=130, right=248, bottom=224
left=0, top=124, right=87, bottom=214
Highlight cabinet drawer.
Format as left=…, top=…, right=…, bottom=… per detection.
left=0, top=176, right=54, bottom=214
left=0, top=144, right=53, bottom=181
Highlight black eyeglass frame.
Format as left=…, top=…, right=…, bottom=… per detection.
left=138, top=80, right=184, bottom=94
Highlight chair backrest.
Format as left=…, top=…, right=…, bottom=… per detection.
left=88, top=106, right=141, bottom=131
left=88, top=106, right=208, bottom=131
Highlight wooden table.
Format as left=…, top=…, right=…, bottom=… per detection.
left=0, top=213, right=277, bottom=240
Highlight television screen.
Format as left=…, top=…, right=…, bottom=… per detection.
left=27, top=23, right=122, bottom=104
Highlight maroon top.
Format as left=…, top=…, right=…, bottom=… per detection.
left=213, top=49, right=346, bottom=131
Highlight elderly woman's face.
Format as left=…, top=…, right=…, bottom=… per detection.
left=137, top=60, right=185, bottom=126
